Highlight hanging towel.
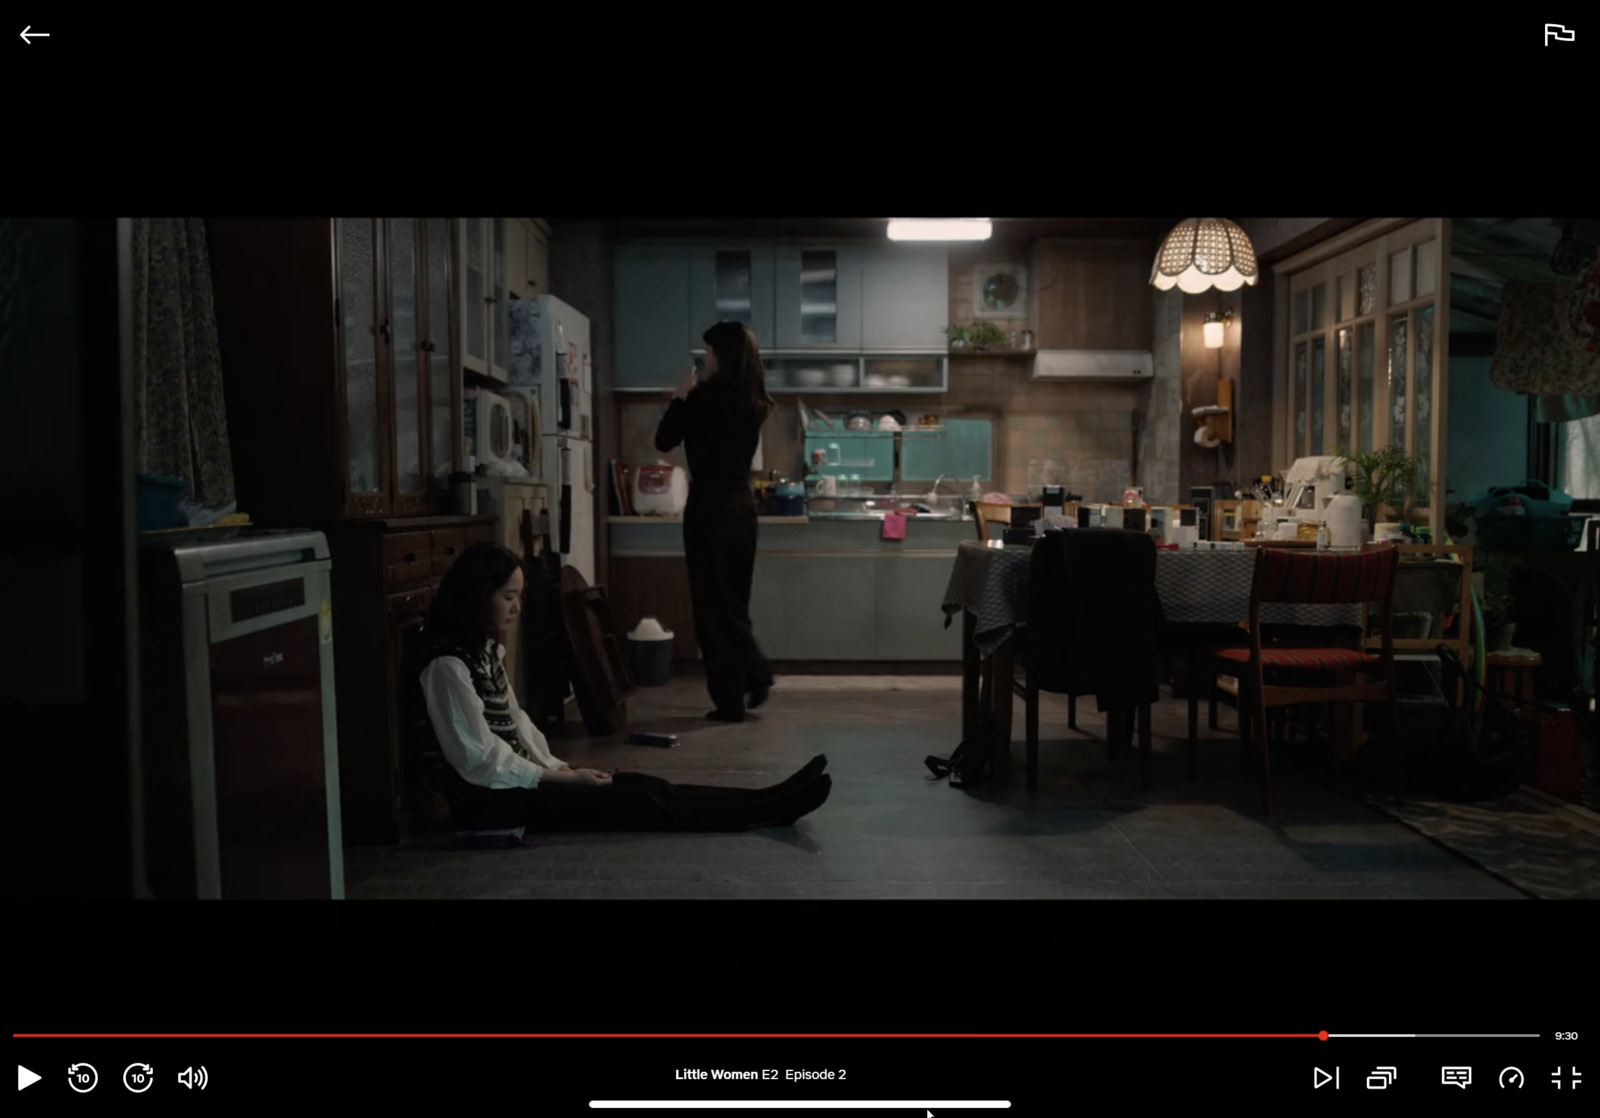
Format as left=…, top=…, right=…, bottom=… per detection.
left=881, top=512, right=907, bottom=541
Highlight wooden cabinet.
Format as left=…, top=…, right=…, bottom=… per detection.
left=209, top=218, right=459, bottom=525
left=775, top=245, right=863, bottom=349
left=458, top=218, right=511, bottom=383
left=329, top=516, right=497, bottom=844
left=862, top=245, right=948, bottom=349
left=614, top=243, right=693, bottom=388
left=524, top=218, right=550, bottom=296
left=1031, top=239, right=1155, bottom=351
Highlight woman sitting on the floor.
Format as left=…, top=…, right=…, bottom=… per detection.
left=419, top=542, right=831, bottom=831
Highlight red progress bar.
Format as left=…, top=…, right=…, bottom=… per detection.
left=14, top=1033, right=1330, bottom=1039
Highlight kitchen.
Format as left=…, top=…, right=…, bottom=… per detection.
left=13, top=214, right=1597, bottom=908
left=602, top=220, right=1206, bottom=666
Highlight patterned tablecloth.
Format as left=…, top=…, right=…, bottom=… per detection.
left=942, top=542, right=1366, bottom=656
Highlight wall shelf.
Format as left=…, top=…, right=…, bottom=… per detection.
left=949, top=347, right=1035, bottom=359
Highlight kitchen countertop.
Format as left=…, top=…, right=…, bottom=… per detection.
left=608, top=515, right=810, bottom=525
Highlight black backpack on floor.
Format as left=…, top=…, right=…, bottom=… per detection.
left=926, top=716, right=996, bottom=788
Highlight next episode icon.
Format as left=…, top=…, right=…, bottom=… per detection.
left=1442, top=1067, right=1473, bottom=1088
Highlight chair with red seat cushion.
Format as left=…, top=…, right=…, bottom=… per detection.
left=1220, top=545, right=1400, bottom=813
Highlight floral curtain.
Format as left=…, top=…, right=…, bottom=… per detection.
left=1490, top=270, right=1600, bottom=399
left=130, top=219, right=234, bottom=504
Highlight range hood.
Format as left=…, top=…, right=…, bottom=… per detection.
left=1031, top=349, right=1154, bottom=381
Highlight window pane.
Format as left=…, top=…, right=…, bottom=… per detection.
left=1390, top=248, right=1413, bottom=305
left=1311, top=336, right=1326, bottom=453
left=1358, top=264, right=1376, bottom=315
left=1311, top=283, right=1328, bottom=330
left=1294, top=341, right=1308, bottom=456
left=1389, top=313, right=1409, bottom=452
left=1415, top=240, right=1438, bottom=298
left=1294, top=290, right=1309, bottom=334
left=1413, top=306, right=1434, bottom=506
left=1337, top=327, right=1353, bottom=450
left=1357, top=322, right=1375, bottom=453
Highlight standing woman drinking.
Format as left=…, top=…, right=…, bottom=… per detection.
left=656, top=321, right=776, bottom=722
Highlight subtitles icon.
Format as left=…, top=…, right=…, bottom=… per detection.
left=1442, top=1067, right=1472, bottom=1088
left=1367, top=1067, right=1398, bottom=1090
left=1544, top=23, right=1575, bottom=43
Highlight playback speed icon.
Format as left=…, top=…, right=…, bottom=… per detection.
left=178, top=1066, right=210, bottom=1090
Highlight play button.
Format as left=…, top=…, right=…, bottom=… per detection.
left=18, top=1066, right=42, bottom=1091
left=1313, top=1067, right=1340, bottom=1088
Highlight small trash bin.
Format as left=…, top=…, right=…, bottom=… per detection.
left=627, top=617, right=674, bottom=687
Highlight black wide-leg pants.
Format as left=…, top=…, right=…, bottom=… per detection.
left=683, top=483, right=772, bottom=714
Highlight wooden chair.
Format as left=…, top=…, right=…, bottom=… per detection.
left=1213, top=545, right=1401, bottom=813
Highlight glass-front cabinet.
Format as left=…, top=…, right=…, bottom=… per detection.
left=775, top=246, right=862, bottom=348
left=1282, top=219, right=1448, bottom=534
left=616, top=240, right=947, bottom=392
left=457, top=218, right=509, bottom=383
left=335, top=218, right=457, bottom=517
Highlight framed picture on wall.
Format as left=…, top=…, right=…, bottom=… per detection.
left=972, top=263, right=1028, bottom=320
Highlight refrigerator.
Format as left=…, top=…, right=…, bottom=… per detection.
left=510, top=294, right=595, bottom=585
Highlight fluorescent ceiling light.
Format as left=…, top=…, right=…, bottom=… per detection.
left=887, top=218, right=992, bottom=241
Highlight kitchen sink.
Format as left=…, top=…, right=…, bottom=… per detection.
left=808, top=497, right=966, bottom=521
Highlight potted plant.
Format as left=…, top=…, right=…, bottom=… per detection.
left=1336, top=446, right=1419, bottom=536
left=967, top=322, right=1006, bottom=350
left=1478, top=551, right=1517, bottom=651
left=945, top=325, right=971, bottom=350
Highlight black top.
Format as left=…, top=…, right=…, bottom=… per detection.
left=654, top=382, right=763, bottom=485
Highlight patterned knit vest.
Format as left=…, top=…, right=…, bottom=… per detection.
left=424, top=640, right=534, bottom=761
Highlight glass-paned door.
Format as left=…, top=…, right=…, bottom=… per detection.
left=1281, top=220, right=1450, bottom=534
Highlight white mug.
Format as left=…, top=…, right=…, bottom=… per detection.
left=815, top=475, right=837, bottom=497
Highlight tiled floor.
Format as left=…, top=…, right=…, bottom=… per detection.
left=344, top=674, right=1525, bottom=900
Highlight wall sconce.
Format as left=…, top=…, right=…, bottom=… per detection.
left=1203, top=309, right=1233, bottom=349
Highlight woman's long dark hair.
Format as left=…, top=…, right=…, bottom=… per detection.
left=425, top=542, right=523, bottom=650
left=701, top=320, right=776, bottom=422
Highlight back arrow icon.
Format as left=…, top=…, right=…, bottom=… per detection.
left=21, top=26, right=50, bottom=44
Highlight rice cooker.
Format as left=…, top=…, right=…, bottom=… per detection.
left=632, top=460, right=688, bottom=515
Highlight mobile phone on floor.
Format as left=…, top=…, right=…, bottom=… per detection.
left=628, top=731, right=678, bottom=747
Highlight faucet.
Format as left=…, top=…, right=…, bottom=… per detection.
left=925, top=473, right=951, bottom=501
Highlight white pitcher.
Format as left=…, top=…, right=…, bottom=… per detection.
left=1325, top=493, right=1363, bottom=548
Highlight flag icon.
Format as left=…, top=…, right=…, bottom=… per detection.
left=1544, top=23, right=1575, bottom=43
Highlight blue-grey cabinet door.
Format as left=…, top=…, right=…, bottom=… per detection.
left=774, top=246, right=862, bottom=349
left=783, top=556, right=875, bottom=659
left=873, top=554, right=962, bottom=660
left=614, top=244, right=691, bottom=388
left=689, top=246, right=775, bottom=349
left=748, top=552, right=790, bottom=660
left=862, top=245, right=949, bottom=349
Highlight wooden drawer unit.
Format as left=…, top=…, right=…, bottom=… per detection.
left=383, top=532, right=433, bottom=589
left=430, top=528, right=468, bottom=576
left=466, top=523, right=496, bottom=547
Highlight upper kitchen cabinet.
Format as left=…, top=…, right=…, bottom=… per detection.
left=1032, top=239, right=1154, bottom=351
left=505, top=218, right=551, bottom=301
left=524, top=219, right=551, bottom=296
left=862, top=244, right=948, bottom=349
left=208, top=218, right=459, bottom=525
left=774, top=246, right=863, bottom=349
left=689, top=246, right=775, bottom=347
left=614, top=243, right=693, bottom=388
left=458, top=218, right=512, bottom=383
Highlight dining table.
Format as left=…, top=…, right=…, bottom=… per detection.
left=940, top=540, right=1367, bottom=778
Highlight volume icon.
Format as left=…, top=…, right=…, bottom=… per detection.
left=178, top=1066, right=208, bottom=1090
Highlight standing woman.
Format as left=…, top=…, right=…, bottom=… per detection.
left=656, top=321, right=776, bottom=722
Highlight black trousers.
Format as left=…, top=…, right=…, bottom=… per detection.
left=683, top=485, right=772, bottom=713
left=453, top=772, right=789, bottom=833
